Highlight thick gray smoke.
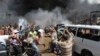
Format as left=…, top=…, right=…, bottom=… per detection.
left=25, top=7, right=72, bottom=28
left=0, top=0, right=18, bottom=25
left=0, top=0, right=70, bottom=26
left=65, top=0, right=100, bottom=23
left=0, top=0, right=100, bottom=25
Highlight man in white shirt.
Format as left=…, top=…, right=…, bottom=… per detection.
left=0, top=35, right=13, bottom=45
left=38, top=29, right=45, bottom=46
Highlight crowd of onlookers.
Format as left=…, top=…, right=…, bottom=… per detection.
left=0, top=23, right=74, bottom=56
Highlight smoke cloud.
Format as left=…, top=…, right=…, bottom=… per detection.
left=25, top=7, right=72, bottom=28
left=65, top=0, right=100, bottom=23
left=0, top=0, right=18, bottom=25
left=0, top=0, right=100, bottom=25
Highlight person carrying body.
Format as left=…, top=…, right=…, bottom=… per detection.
left=57, top=33, right=74, bottom=56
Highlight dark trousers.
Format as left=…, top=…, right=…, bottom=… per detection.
left=51, top=42, right=59, bottom=54
left=22, top=42, right=32, bottom=53
left=12, top=45, right=22, bottom=56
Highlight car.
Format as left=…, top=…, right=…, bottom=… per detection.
left=66, top=24, right=100, bottom=56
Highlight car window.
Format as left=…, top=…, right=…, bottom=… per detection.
left=77, top=28, right=100, bottom=41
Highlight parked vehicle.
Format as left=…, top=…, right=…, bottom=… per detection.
left=66, top=24, right=100, bottom=56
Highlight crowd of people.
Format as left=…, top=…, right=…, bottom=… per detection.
left=0, top=23, right=74, bottom=56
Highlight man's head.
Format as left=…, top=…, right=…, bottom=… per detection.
left=30, top=27, right=35, bottom=32
left=50, top=26, right=56, bottom=32
left=13, top=23, right=18, bottom=29
left=61, top=34, right=70, bottom=40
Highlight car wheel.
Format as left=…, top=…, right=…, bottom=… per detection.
left=81, top=50, right=93, bottom=56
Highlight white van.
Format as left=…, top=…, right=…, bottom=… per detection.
left=65, top=24, right=100, bottom=56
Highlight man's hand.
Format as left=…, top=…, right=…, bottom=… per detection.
left=9, top=34, right=15, bottom=38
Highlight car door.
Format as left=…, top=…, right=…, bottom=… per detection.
left=82, top=29, right=100, bottom=56
left=74, top=28, right=85, bottom=54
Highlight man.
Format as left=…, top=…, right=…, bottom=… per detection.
left=38, top=29, right=45, bottom=47
left=64, top=27, right=74, bottom=44
left=50, top=27, right=59, bottom=54
left=58, top=29, right=74, bottom=56
left=10, top=24, right=22, bottom=56
left=0, top=27, right=4, bottom=35
left=29, top=27, right=40, bottom=56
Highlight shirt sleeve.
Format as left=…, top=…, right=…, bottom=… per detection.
left=0, top=35, right=9, bottom=44
left=58, top=41, right=67, bottom=47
